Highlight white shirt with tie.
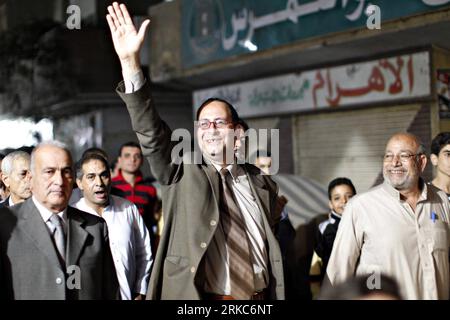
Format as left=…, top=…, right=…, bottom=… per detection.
left=32, top=196, right=67, bottom=239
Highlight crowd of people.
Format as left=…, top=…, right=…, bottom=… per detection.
left=0, top=2, right=449, bottom=300
left=0, top=141, right=157, bottom=300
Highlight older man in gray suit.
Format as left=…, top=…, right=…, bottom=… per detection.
left=107, top=3, right=284, bottom=300
left=0, top=141, right=119, bottom=300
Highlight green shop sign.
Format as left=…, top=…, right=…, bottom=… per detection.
left=181, top=0, right=450, bottom=68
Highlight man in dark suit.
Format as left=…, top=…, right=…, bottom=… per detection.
left=0, top=141, right=119, bottom=300
left=106, top=3, right=284, bottom=300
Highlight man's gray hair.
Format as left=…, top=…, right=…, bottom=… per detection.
left=30, top=140, right=72, bottom=173
left=1, top=151, right=31, bottom=175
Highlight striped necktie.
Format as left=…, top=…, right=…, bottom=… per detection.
left=219, top=168, right=255, bottom=300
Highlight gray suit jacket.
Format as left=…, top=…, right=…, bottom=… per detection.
left=0, top=198, right=120, bottom=300
left=117, top=81, right=285, bottom=300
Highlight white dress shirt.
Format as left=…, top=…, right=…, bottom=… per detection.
left=73, top=195, right=153, bottom=300
left=124, top=69, right=145, bottom=93
left=32, top=196, right=67, bottom=235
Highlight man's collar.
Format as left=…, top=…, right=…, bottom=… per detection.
left=210, top=162, right=242, bottom=180
left=382, top=178, right=428, bottom=201
left=117, top=169, right=143, bottom=182
left=103, top=196, right=114, bottom=213
left=8, top=196, right=15, bottom=207
left=330, top=211, right=341, bottom=221
left=32, top=196, right=67, bottom=223
left=78, top=197, right=111, bottom=216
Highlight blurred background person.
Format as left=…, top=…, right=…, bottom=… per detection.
left=110, top=157, right=120, bottom=179
left=254, top=150, right=273, bottom=175
left=314, top=179, right=357, bottom=273
left=310, top=177, right=356, bottom=298
left=112, top=142, right=158, bottom=253
left=234, top=118, right=250, bottom=164
left=430, top=132, right=450, bottom=199
left=0, top=150, right=32, bottom=207
left=252, top=148, right=297, bottom=299
left=0, top=153, right=9, bottom=202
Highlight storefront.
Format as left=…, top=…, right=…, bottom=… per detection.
left=148, top=0, right=450, bottom=191
left=193, top=49, right=450, bottom=190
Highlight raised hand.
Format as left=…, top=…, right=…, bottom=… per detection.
left=106, top=2, right=150, bottom=74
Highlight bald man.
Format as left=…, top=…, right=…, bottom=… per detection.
left=326, top=133, right=450, bottom=300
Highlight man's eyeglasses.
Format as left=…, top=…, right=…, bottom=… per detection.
left=383, top=153, right=422, bottom=163
left=197, top=119, right=232, bottom=129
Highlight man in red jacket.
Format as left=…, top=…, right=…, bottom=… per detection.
left=112, top=141, right=158, bottom=252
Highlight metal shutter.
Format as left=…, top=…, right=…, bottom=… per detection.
left=292, top=104, right=431, bottom=193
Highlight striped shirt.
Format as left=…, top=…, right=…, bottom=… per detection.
left=112, top=170, right=158, bottom=251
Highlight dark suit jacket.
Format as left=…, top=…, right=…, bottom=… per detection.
left=117, top=81, right=285, bottom=300
left=0, top=197, right=10, bottom=208
left=0, top=198, right=119, bottom=300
